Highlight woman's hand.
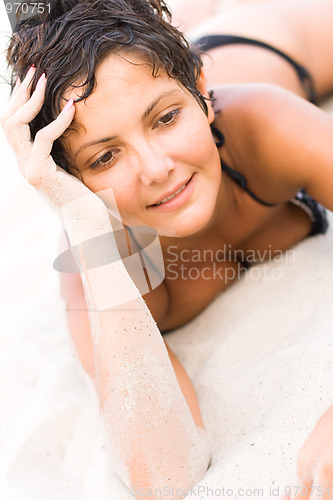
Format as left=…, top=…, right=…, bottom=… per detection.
left=1, top=66, right=108, bottom=225
left=281, top=404, right=333, bottom=500
left=0, top=66, right=154, bottom=308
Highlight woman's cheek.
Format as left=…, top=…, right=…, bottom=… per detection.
left=81, top=171, right=131, bottom=220
left=114, top=186, right=141, bottom=225
left=179, top=116, right=217, bottom=165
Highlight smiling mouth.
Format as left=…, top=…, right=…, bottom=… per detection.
left=150, top=176, right=193, bottom=207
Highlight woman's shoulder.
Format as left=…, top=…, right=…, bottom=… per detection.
left=211, top=83, right=287, bottom=172
left=212, top=83, right=319, bottom=202
left=212, top=81, right=301, bottom=123
left=211, top=83, right=291, bottom=158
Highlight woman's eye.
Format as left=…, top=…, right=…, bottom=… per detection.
left=154, top=109, right=180, bottom=129
left=90, top=150, right=118, bottom=170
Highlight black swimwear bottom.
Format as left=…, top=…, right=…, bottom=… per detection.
left=193, top=34, right=329, bottom=237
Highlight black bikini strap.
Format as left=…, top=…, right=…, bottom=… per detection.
left=193, top=34, right=317, bottom=105
left=212, top=121, right=278, bottom=208
left=211, top=124, right=225, bottom=148
left=221, top=161, right=277, bottom=207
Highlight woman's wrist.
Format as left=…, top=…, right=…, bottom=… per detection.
left=59, top=195, right=112, bottom=246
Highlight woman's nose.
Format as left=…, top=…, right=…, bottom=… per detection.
left=137, top=142, right=175, bottom=185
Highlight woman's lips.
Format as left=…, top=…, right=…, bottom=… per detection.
left=148, top=174, right=195, bottom=212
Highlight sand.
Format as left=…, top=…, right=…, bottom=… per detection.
left=1, top=16, right=333, bottom=499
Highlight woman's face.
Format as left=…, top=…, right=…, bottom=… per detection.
left=63, top=53, right=222, bottom=237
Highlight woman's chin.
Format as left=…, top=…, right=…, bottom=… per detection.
left=155, top=208, right=216, bottom=238
left=123, top=188, right=219, bottom=238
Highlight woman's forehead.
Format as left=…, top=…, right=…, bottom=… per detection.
left=65, top=53, right=187, bottom=125
left=63, top=52, right=178, bottom=103
left=61, top=53, right=189, bottom=156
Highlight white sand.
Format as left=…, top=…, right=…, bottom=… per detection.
left=1, top=18, right=333, bottom=500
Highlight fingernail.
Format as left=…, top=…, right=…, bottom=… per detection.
left=63, top=99, right=74, bottom=112
left=24, top=66, right=36, bottom=85
left=26, top=65, right=36, bottom=77
left=36, top=73, right=46, bottom=90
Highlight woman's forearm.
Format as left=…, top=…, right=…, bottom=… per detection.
left=88, top=298, right=210, bottom=496
left=62, top=206, right=210, bottom=497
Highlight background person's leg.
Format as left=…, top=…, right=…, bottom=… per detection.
left=168, top=0, right=216, bottom=32
left=187, top=0, right=333, bottom=101
left=168, top=0, right=284, bottom=33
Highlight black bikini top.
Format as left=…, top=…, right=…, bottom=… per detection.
left=193, top=34, right=317, bottom=105
left=198, top=33, right=319, bottom=207
left=211, top=124, right=277, bottom=207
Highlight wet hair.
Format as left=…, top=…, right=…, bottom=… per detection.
left=6, top=0, right=208, bottom=173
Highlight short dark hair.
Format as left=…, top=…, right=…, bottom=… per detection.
left=6, top=0, right=207, bottom=173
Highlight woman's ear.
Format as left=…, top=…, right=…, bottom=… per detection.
left=196, top=70, right=215, bottom=124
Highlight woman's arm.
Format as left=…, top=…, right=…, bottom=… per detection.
left=63, top=209, right=210, bottom=496
left=2, top=67, right=210, bottom=498
left=58, top=229, right=205, bottom=428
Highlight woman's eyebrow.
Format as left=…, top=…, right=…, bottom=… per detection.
left=74, top=136, right=116, bottom=159
left=142, top=89, right=182, bottom=120
left=74, top=89, right=182, bottom=159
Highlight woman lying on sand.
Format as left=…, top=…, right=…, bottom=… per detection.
left=2, top=0, right=333, bottom=498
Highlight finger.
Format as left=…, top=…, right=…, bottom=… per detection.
left=3, top=66, right=36, bottom=119
left=291, top=474, right=313, bottom=500
left=2, top=72, right=47, bottom=160
left=26, top=100, right=75, bottom=187
left=12, top=76, right=21, bottom=96
left=13, top=73, right=47, bottom=125
left=291, top=451, right=319, bottom=500
left=32, top=99, right=75, bottom=159
left=7, top=79, right=70, bottom=173
left=291, top=482, right=312, bottom=500
left=315, top=468, right=333, bottom=500
left=1, top=66, right=37, bottom=145
left=21, top=65, right=36, bottom=85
